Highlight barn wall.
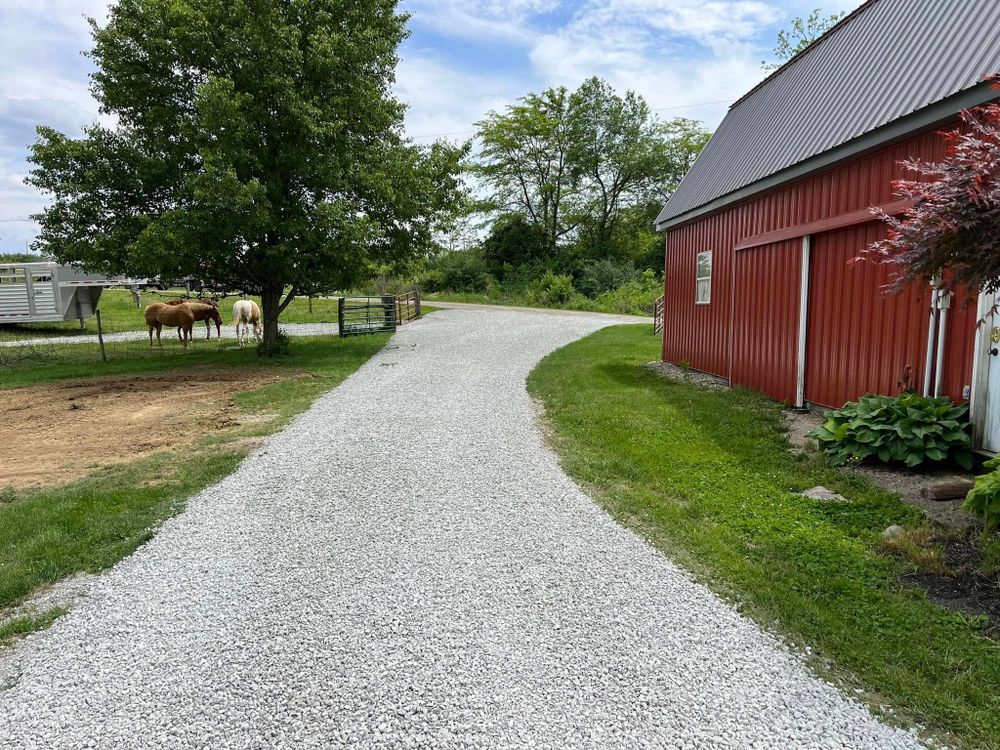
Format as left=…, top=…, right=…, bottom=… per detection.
left=806, top=223, right=930, bottom=408
left=662, top=125, right=975, bottom=405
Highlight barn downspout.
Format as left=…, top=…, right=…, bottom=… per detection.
left=922, top=279, right=940, bottom=396
left=795, top=235, right=811, bottom=408
left=934, top=289, right=952, bottom=397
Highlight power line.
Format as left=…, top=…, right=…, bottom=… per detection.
left=0, top=217, right=34, bottom=223
left=407, top=97, right=731, bottom=141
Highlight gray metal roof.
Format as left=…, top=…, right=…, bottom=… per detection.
left=656, top=0, right=1000, bottom=230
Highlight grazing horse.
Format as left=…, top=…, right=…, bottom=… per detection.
left=144, top=303, right=195, bottom=348
left=232, top=300, right=262, bottom=346
left=166, top=299, right=223, bottom=339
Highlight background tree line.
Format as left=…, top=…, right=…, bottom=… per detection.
left=26, top=2, right=842, bottom=337
left=415, top=77, right=711, bottom=314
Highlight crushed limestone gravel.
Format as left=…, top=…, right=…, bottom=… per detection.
left=0, top=309, right=926, bottom=749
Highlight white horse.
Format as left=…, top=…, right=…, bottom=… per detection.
left=232, top=300, right=262, bottom=346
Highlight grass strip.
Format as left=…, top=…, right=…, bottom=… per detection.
left=527, top=324, right=1000, bottom=749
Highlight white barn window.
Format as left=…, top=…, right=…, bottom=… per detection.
left=695, top=251, right=712, bottom=304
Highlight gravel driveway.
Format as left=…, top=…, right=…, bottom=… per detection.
left=0, top=309, right=925, bottom=749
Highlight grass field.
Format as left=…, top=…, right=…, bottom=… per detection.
left=0, top=333, right=390, bottom=643
left=527, top=325, right=1000, bottom=750
left=2, top=288, right=342, bottom=340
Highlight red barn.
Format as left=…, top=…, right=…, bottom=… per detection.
left=656, top=0, right=1000, bottom=451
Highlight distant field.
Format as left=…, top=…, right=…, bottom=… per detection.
left=1, top=289, right=343, bottom=339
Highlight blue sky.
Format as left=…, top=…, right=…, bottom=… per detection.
left=0, top=0, right=859, bottom=252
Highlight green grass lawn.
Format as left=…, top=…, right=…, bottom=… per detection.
left=0, top=333, right=389, bottom=642
left=527, top=325, right=1000, bottom=750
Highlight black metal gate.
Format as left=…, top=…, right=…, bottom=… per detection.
left=337, top=291, right=421, bottom=337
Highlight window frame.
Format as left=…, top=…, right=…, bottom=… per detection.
left=695, top=251, right=712, bottom=305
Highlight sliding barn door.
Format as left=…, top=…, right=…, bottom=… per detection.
left=731, top=241, right=802, bottom=403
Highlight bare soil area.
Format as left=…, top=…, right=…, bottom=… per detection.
left=0, top=370, right=280, bottom=490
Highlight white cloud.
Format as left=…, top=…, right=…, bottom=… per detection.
left=396, top=54, right=520, bottom=142
left=0, top=2, right=109, bottom=252
left=527, top=0, right=783, bottom=127
left=402, top=0, right=559, bottom=45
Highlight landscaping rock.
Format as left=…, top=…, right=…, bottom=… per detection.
left=882, top=525, right=907, bottom=539
left=800, top=486, right=847, bottom=502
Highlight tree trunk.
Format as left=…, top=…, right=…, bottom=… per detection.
left=260, top=286, right=283, bottom=355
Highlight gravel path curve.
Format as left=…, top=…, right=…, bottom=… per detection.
left=0, top=321, right=340, bottom=348
left=0, top=309, right=925, bottom=750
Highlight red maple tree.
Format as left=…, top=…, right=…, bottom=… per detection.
left=868, top=90, right=1000, bottom=297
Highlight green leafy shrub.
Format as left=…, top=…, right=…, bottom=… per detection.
left=531, top=272, right=579, bottom=305
left=421, top=251, right=494, bottom=293
left=964, top=456, right=1000, bottom=536
left=258, top=328, right=290, bottom=357
left=577, top=259, right=639, bottom=297
left=807, top=393, right=973, bottom=469
left=592, top=270, right=662, bottom=315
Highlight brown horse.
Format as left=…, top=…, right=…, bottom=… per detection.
left=144, top=303, right=195, bottom=348
left=166, top=299, right=223, bottom=339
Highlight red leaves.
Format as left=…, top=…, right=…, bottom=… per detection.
left=861, top=102, right=1000, bottom=295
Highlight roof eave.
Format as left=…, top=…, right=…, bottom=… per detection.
left=656, top=82, right=999, bottom=233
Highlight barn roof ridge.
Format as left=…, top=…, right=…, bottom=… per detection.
left=656, top=0, right=1000, bottom=231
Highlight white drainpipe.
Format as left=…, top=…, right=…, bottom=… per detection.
left=795, top=235, right=811, bottom=408
left=934, top=290, right=952, bottom=397
left=923, top=281, right=940, bottom=396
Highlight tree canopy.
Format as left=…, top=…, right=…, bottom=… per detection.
left=472, top=77, right=710, bottom=264
left=27, top=0, right=465, bottom=350
left=762, top=9, right=847, bottom=71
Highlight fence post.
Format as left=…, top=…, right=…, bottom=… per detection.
left=96, top=309, right=107, bottom=363
left=337, top=297, right=345, bottom=336
left=382, top=295, right=397, bottom=330
left=414, top=288, right=421, bottom=318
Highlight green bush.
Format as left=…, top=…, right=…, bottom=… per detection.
left=421, top=251, right=494, bottom=293
left=807, top=393, right=973, bottom=469
left=257, top=328, right=290, bottom=357
left=592, top=270, right=661, bottom=315
left=531, top=272, right=578, bottom=305
left=577, top=259, right=639, bottom=298
left=964, top=456, right=1000, bottom=535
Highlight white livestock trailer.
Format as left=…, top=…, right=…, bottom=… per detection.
left=0, top=262, right=118, bottom=326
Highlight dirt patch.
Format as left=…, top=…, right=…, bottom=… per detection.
left=0, top=370, right=281, bottom=490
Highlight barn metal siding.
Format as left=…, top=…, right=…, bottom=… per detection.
left=805, top=223, right=930, bottom=408
left=732, top=241, right=801, bottom=403
left=663, top=126, right=975, bottom=405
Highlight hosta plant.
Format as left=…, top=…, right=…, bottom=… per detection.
left=807, top=393, right=973, bottom=469
left=964, top=457, right=1000, bottom=537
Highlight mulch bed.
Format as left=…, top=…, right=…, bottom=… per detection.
left=901, top=533, right=1000, bottom=634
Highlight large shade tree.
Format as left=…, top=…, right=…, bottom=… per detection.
left=472, top=78, right=710, bottom=263
left=567, top=77, right=710, bottom=258
left=28, top=0, right=465, bottom=350
left=473, top=87, right=576, bottom=254
left=868, top=99, right=1000, bottom=297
